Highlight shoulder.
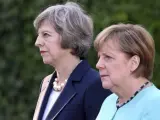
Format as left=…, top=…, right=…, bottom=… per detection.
left=96, top=94, right=117, bottom=120
left=144, top=85, right=160, bottom=104
left=101, top=93, right=118, bottom=110
left=83, top=68, right=112, bottom=119
left=102, top=93, right=118, bottom=106
left=141, top=86, right=160, bottom=120
left=40, top=73, right=53, bottom=92
left=84, top=67, right=112, bottom=98
left=84, top=67, right=111, bottom=93
left=84, top=78, right=112, bottom=101
left=85, top=67, right=100, bottom=78
left=84, top=76, right=112, bottom=105
left=44, top=74, right=53, bottom=81
left=84, top=68, right=100, bottom=85
left=147, top=86, right=160, bottom=107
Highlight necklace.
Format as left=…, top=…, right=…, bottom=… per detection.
left=116, top=81, right=150, bottom=109
left=53, top=78, right=67, bottom=91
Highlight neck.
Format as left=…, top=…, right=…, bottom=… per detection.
left=54, top=55, right=81, bottom=82
left=113, top=77, right=150, bottom=104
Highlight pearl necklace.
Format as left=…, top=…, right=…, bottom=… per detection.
left=53, top=78, right=67, bottom=91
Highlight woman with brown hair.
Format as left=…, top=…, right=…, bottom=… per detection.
left=95, top=23, right=160, bottom=120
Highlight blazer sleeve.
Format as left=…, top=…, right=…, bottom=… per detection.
left=83, top=78, right=112, bottom=120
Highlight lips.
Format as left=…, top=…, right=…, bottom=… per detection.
left=100, top=75, right=108, bottom=77
left=100, top=74, right=109, bottom=80
left=40, top=51, right=47, bottom=54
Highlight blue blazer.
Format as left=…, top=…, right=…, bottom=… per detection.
left=33, top=60, right=111, bottom=120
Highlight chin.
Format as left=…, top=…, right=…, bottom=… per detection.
left=102, top=82, right=112, bottom=90
left=42, top=59, right=52, bottom=65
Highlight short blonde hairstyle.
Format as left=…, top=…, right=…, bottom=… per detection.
left=94, top=23, right=155, bottom=80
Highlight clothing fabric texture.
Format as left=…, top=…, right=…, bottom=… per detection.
left=96, top=85, right=160, bottom=120
left=33, top=60, right=112, bottom=120
left=42, top=90, right=60, bottom=120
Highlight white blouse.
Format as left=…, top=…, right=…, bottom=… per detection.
left=42, top=90, right=61, bottom=120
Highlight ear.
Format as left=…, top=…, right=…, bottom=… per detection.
left=130, top=55, right=140, bottom=72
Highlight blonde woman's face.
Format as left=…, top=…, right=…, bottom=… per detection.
left=96, top=40, right=131, bottom=91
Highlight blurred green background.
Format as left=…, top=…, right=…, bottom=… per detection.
left=0, top=0, right=159, bottom=119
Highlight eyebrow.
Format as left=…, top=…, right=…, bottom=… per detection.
left=38, top=30, right=52, bottom=34
left=102, top=51, right=115, bottom=57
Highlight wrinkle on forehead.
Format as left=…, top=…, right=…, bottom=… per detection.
left=99, top=39, right=121, bottom=53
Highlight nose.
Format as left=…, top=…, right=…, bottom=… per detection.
left=35, top=35, right=44, bottom=47
left=96, top=57, right=105, bottom=70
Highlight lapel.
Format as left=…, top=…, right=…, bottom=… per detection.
left=33, top=73, right=53, bottom=120
left=47, top=79, right=77, bottom=120
left=47, top=60, right=91, bottom=120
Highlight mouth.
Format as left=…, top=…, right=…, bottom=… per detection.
left=100, top=75, right=109, bottom=79
left=40, top=51, right=47, bottom=54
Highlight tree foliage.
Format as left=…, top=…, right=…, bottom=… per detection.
left=0, top=0, right=159, bottom=119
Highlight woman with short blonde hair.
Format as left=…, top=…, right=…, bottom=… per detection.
left=95, top=23, right=160, bottom=120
